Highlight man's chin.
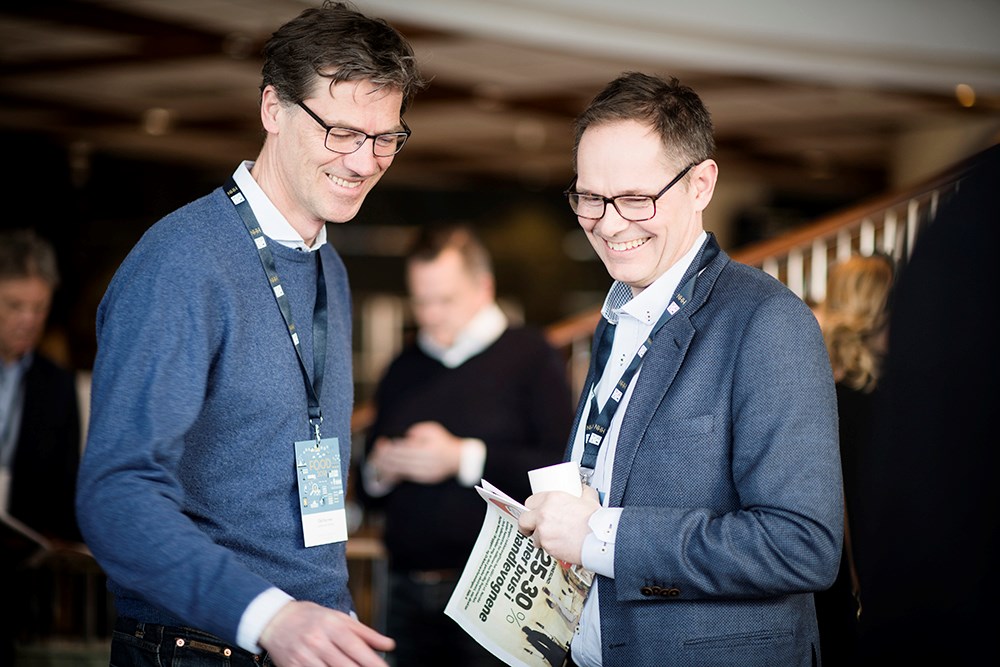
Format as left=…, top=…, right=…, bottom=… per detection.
left=325, top=204, right=364, bottom=224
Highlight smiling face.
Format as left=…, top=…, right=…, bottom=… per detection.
left=575, top=119, right=717, bottom=293
left=253, top=78, right=406, bottom=244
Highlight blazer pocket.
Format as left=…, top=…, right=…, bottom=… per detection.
left=647, top=413, right=714, bottom=442
left=682, top=628, right=794, bottom=651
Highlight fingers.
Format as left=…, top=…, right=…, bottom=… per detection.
left=259, top=601, right=394, bottom=667
left=374, top=425, right=461, bottom=485
left=523, top=492, right=546, bottom=510
left=403, top=421, right=439, bottom=443
left=328, top=618, right=395, bottom=667
left=515, top=491, right=597, bottom=565
left=519, top=491, right=556, bottom=536
left=349, top=618, right=396, bottom=653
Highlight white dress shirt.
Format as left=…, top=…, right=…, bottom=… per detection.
left=232, top=160, right=327, bottom=252
left=0, top=353, right=32, bottom=514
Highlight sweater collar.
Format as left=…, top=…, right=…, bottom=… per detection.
left=417, top=303, right=508, bottom=368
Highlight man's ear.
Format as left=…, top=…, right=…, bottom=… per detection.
left=260, top=85, right=284, bottom=135
left=690, top=159, right=719, bottom=213
left=476, top=271, right=496, bottom=305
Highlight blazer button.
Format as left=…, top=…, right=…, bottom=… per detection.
left=665, top=588, right=681, bottom=597
left=640, top=586, right=653, bottom=596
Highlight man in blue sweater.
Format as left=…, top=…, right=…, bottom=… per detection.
left=76, top=3, right=425, bottom=666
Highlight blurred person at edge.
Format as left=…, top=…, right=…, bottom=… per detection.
left=517, top=72, right=842, bottom=667
left=74, top=3, right=425, bottom=666
left=358, top=223, right=572, bottom=666
left=1, top=229, right=82, bottom=666
left=856, top=145, right=1000, bottom=665
left=813, top=253, right=895, bottom=666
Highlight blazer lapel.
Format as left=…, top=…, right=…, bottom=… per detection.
left=608, top=235, right=728, bottom=506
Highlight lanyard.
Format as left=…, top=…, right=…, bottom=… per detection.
left=580, top=238, right=718, bottom=482
left=224, top=179, right=328, bottom=442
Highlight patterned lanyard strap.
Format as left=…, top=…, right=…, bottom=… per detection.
left=225, top=179, right=328, bottom=442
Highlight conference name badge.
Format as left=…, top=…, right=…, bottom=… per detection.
left=294, top=438, right=348, bottom=547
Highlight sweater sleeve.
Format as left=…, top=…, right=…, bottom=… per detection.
left=76, top=225, right=275, bottom=642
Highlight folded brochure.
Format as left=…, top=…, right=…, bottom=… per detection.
left=444, top=477, right=594, bottom=667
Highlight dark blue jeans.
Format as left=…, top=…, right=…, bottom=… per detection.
left=386, top=571, right=506, bottom=667
left=110, top=617, right=274, bottom=667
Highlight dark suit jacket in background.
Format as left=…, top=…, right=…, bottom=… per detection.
left=8, top=353, right=82, bottom=543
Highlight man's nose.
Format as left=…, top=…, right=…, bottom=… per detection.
left=592, top=205, right=631, bottom=237
left=342, top=139, right=383, bottom=176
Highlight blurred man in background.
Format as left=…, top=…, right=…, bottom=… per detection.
left=360, top=223, right=573, bottom=666
left=1, top=228, right=81, bottom=664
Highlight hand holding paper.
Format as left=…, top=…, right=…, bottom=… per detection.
left=446, top=467, right=595, bottom=667
left=518, top=463, right=600, bottom=565
left=527, top=461, right=583, bottom=497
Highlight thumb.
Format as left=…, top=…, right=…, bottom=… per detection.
left=517, top=507, right=537, bottom=536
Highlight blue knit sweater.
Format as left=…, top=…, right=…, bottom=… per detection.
left=76, top=187, right=355, bottom=643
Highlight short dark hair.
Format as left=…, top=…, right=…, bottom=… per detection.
left=0, top=229, right=60, bottom=287
left=573, top=72, right=715, bottom=170
left=261, top=1, right=426, bottom=114
left=406, top=224, right=493, bottom=278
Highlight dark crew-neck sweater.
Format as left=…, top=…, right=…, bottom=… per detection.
left=361, top=327, right=572, bottom=573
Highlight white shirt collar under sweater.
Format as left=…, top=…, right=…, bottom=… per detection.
left=232, top=161, right=328, bottom=252
left=417, top=303, right=508, bottom=368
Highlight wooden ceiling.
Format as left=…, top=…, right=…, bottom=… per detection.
left=2, top=0, right=999, bottom=201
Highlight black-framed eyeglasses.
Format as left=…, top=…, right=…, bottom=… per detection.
left=563, top=163, right=696, bottom=222
left=296, top=100, right=411, bottom=157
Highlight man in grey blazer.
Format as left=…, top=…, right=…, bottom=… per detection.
left=518, top=73, right=842, bottom=667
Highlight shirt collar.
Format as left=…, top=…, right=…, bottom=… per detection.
left=232, top=161, right=327, bottom=252
left=417, top=302, right=509, bottom=368
left=0, top=351, right=33, bottom=377
left=601, top=230, right=708, bottom=326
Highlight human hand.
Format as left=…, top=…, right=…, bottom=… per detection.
left=517, top=485, right=601, bottom=565
left=368, top=437, right=405, bottom=486
left=371, top=422, right=463, bottom=485
left=258, top=600, right=394, bottom=667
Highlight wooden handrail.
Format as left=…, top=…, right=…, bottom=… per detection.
left=543, top=308, right=602, bottom=351
left=729, top=158, right=971, bottom=269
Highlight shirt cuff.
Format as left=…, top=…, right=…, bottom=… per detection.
left=581, top=507, right=621, bottom=578
left=236, top=587, right=294, bottom=654
left=457, top=438, right=487, bottom=487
